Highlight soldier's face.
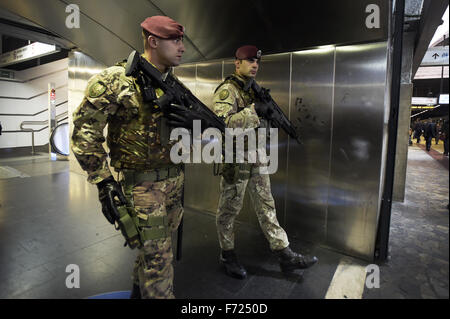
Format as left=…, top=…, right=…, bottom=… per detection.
left=236, top=58, right=260, bottom=78
left=155, top=37, right=185, bottom=67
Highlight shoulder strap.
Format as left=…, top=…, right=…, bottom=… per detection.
left=115, top=59, right=127, bottom=68
left=214, top=75, right=245, bottom=94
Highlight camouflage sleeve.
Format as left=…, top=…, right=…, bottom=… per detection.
left=71, top=67, right=122, bottom=184
left=212, top=83, right=260, bottom=129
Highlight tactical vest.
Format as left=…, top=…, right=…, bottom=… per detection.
left=216, top=74, right=256, bottom=108
left=106, top=61, right=177, bottom=171
left=216, top=74, right=268, bottom=130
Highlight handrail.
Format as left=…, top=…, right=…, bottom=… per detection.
left=0, top=84, right=67, bottom=100
left=0, top=100, right=67, bottom=117
left=20, top=121, right=48, bottom=132
left=3, top=112, right=69, bottom=155
left=57, top=116, right=68, bottom=124
left=20, top=111, right=68, bottom=131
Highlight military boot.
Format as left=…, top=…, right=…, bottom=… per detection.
left=130, top=284, right=141, bottom=299
left=275, top=246, right=318, bottom=272
left=220, top=250, right=247, bottom=279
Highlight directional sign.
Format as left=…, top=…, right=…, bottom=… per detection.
left=414, top=66, right=449, bottom=79
left=0, top=42, right=60, bottom=68
left=0, top=69, right=14, bottom=79
left=421, top=46, right=449, bottom=66
left=411, top=97, right=438, bottom=105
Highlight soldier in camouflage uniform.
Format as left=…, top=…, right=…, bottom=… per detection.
left=72, top=16, right=187, bottom=299
left=212, top=45, right=318, bottom=279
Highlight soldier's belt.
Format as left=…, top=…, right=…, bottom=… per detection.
left=122, top=165, right=183, bottom=185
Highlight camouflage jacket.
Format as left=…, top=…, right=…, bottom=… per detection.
left=212, top=73, right=260, bottom=129
left=212, top=73, right=270, bottom=165
left=71, top=59, right=178, bottom=184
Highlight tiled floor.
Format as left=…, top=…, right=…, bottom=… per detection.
left=363, top=145, right=449, bottom=299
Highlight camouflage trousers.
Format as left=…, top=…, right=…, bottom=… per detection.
left=120, top=171, right=184, bottom=299
left=216, top=165, right=289, bottom=251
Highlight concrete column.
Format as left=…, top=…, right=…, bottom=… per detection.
left=393, top=32, right=415, bottom=202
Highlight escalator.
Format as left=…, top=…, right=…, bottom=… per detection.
left=49, top=122, right=69, bottom=156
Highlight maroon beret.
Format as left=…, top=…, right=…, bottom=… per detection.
left=235, top=45, right=262, bottom=60
left=141, top=16, right=184, bottom=39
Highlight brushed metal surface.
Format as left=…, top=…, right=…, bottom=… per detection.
left=195, top=62, right=223, bottom=107
left=173, top=63, right=197, bottom=93
left=253, top=53, right=291, bottom=228
left=326, top=42, right=389, bottom=260
left=285, top=47, right=336, bottom=243
left=177, top=62, right=224, bottom=214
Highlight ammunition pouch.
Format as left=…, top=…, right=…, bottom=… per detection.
left=115, top=205, right=170, bottom=250
left=116, top=205, right=141, bottom=249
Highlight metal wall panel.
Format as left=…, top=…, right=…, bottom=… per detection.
left=285, top=48, right=336, bottom=242
left=173, top=63, right=197, bottom=93
left=223, top=60, right=236, bottom=78
left=174, top=62, right=223, bottom=215
left=195, top=62, right=223, bottom=107
left=254, top=53, right=291, bottom=227
left=327, top=42, right=389, bottom=260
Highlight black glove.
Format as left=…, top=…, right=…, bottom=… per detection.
left=166, top=103, right=208, bottom=131
left=254, top=101, right=273, bottom=119
left=96, top=176, right=127, bottom=224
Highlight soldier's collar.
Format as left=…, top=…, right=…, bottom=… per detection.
left=232, top=73, right=254, bottom=92
left=141, top=53, right=172, bottom=80
left=162, top=67, right=173, bottom=81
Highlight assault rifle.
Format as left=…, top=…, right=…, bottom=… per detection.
left=124, top=50, right=226, bottom=134
left=251, top=80, right=302, bottom=145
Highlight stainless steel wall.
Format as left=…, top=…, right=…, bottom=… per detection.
left=67, top=42, right=390, bottom=261
left=175, top=42, right=390, bottom=261
left=327, top=43, right=389, bottom=260
left=285, top=47, right=336, bottom=243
